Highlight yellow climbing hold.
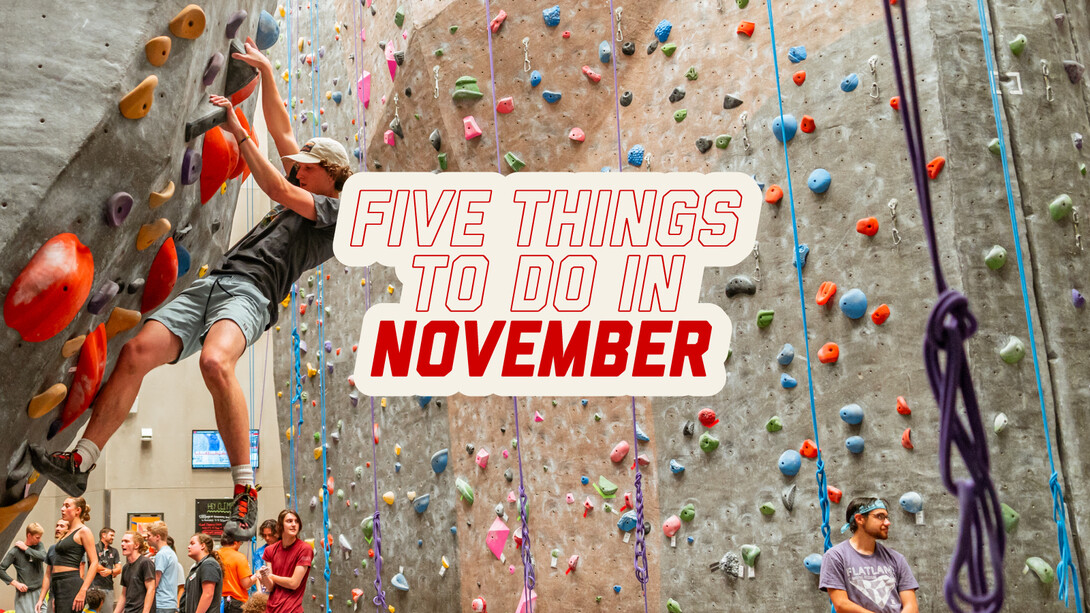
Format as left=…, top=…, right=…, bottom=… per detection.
left=382, top=491, right=395, bottom=505
left=441, top=556, right=449, bottom=569
left=307, top=363, right=318, bottom=377
left=61, top=335, right=86, bottom=358
left=360, top=278, right=366, bottom=286
left=28, top=384, right=66, bottom=419
left=314, top=447, right=323, bottom=460
left=136, top=218, right=171, bottom=251
left=149, top=181, right=175, bottom=209
left=281, top=295, right=292, bottom=307
left=277, top=391, right=283, bottom=398
left=169, top=4, right=207, bottom=39
left=119, top=75, right=158, bottom=119
left=105, top=307, right=141, bottom=340
left=387, top=285, right=395, bottom=294
left=282, top=71, right=290, bottom=82
left=298, top=37, right=305, bottom=52
left=145, top=36, right=172, bottom=67
left=395, top=444, right=401, bottom=456
left=381, top=397, right=387, bottom=408
left=0, top=495, right=39, bottom=534
left=406, top=491, right=416, bottom=501
left=325, top=91, right=332, bottom=100
left=305, top=538, right=315, bottom=550
left=279, top=5, right=285, bottom=17
left=198, top=265, right=209, bottom=278
left=220, top=183, right=227, bottom=195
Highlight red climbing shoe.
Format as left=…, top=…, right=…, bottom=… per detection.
left=222, top=484, right=260, bottom=540
left=28, top=445, right=90, bottom=496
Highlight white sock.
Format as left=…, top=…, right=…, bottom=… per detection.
left=231, top=464, right=254, bottom=488
left=74, top=439, right=100, bottom=472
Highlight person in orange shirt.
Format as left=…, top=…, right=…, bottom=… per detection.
left=216, top=534, right=255, bottom=613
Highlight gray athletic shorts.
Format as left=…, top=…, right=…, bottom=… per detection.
left=148, top=274, right=271, bottom=364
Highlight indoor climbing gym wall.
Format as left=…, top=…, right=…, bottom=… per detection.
left=4, top=0, right=1090, bottom=612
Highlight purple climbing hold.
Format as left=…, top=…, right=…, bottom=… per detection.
left=225, top=10, right=247, bottom=38
left=1063, top=60, right=1085, bottom=83
left=87, top=280, right=120, bottom=315
left=181, top=148, right=202, bottom=185
left=104, top=192, right=134, bottom=227
left=325, top=340, right=333, bottom=353
left=1073, top=289, right=1086, bottom=308
left=203, top=52, right=225, bottom=86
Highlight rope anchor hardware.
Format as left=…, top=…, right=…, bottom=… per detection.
left=869, top=55, right=880, bottom=99
left=522, top=37, right=531, bottom=72
left=889, top=198, right=902, bottom=245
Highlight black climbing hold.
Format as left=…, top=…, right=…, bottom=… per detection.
left=390, top=117, right=404, bottom=139
left=725, top=275, right=757, bottom=297
left=224, top=41, right=259, bottom=103
left=429, top=129, right=442, bottom=151
left=404, top=87, right=412, bottom=97
left=642, top=521, right=651, bottom=536
left=394, top=51, right=405, bottom=66
left=504, top=469, right=513, bottom=482
left=696, top=137, right=713, bottom=154
left=619, top=91, right=633, bottom=107
left=373, top=160, right=382, bottom=169
left=370, top=6, right=376, bottom=16
left=466, top=443, right=475, bottom=454
left=87, top=281, right=120, bottom=315
left=184, top=105, right=228, bottom=142
left=683, top=420, right=695, bottom=437
left=127, top=279, right=145, bottom=294
left=669, top=86, right=686, bottom=103
left=647, top=40, right=658, bottom=54
left=622, top=41, right=635, bottom=56
left=500, top=426, right=506, bottom=434
left=723, top=94, right=743, bottom=110
left=378, top=41, right=386, bottom=50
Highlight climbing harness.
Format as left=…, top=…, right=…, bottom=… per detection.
left=888, top=199, right=902, bottom=246
left=764, top=0, right=834, bottom=560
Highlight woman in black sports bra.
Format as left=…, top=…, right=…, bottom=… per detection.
left=36, top=498, right=98, bottom=613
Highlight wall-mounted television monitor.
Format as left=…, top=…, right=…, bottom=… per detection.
left=192, top=430, right=259, bottom=469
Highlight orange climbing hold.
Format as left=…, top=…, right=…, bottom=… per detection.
left=800, top=115, right=815, bottom=133
left=799, top=439, right=818, bottom=459
left=890, top=96, right=900, bottom=110
left=765, top=185, right=783, bottom=204
left=896, top=396, right=911, bottom=415
left=815, top=281, right=837, bottom=306
left=141, top=238, right=178, bottom=313
left=136, top=219, right=172, bottom=251
left=145, top=36, right=172, bottom=67
left=61, top=335, right=86, bottom=358
left=901, top=428, right=914, bottom=450
left=737, top=21, right=755, bottom=37
left=149, top=181, right=175, bottom=209
left=0, top=496, right=40, bottom=534
left=926, top=156, right=945, bottom=179
left=827, top=486, right=843, bottom=504
left=4, top=233, right=94, bottom=343
left=50, top=323, right=106, bottom=439
left=793, top=71, right=806, bottom=86
left=169, top=4, right=207, bottom=39
left=28, top=383, right=67, bottom=420
left=818, top=342, right=840, bottom=364
left=105, top=307, right=141, bottom=340
left=856, top=217, right=879, bottom=236
left=119, top=75, right=158, bottom=119
left=200, top=126, right=239, bottom=204
left=871, top=304, right=890, bottom=325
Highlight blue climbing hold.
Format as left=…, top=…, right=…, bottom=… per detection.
left=450, top=526, right=457, bottom=535
left=796, top=244, right=810, bottom=269
left=430, top=448, right=449, bottom=474
left=845, top=436, right=865, bottom=454
left=687, top=536, right=694, bottom=544
left=617, top=510, right=638, bottom=532
left=353, top=147, right=362, bottom=160
left=900, top=491, right=923, bottom=514
left=331, top=91, right=342, bottom=104
left=779, top=450, right=802, bottom=476
left=418, top=396, right=432, bottom=408
left=788, top=45, right=807, bottom=63
left=838, top=288, right=868, bottom=320
left=628, top=145, right=645, bottom=167
left=771, top=114, right=798, bottom=144
left=841, top=73, right=860, bottom=92
left=176, top=243, right=191, bottom=278
left=654, top=19, right=672, bottom=43
left=807, top=168, right=831, bottom=193
left=839, top=403, right=864, bottom=425
left=776, top=343, right=795, bottom=366
left=599, top=41, right=612, bottom=64
left=255, top=10, right=280, bottom=51
left=669, top=459, right=685, bottom=474
left=413, top=493, right=431, bottom=514
left=394, top=462, right=402, bottom=473
left=581, top=398, right=588, bottom=406
left=543, top=5, right=560, bottom=27
left=635, top=424, right=650, bottom=442
left=391, top=572, right=409, bottom=591
left=804, top=553, right=823, bottom=574
left=581, top=475, right=589, bottom=485
left=613, top=585, right=622, bottom=594
left=780, top=374, right=797, bottom=388
left=530, top=70, right=542, bottom=87
left=542, top=90, right=562, bottom=103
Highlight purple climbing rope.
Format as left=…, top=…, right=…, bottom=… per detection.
left=482, top=0, right=504, bottom=173
left=629, top=397, right=651, bottom=613
left=363, top=263, right=387, bottom=609
left=880, top=2, right=1004, bottom=611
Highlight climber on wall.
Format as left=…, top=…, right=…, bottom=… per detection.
left=29, top=36, right=353, bottom=542
left=819, top=497, right=919, bottom=613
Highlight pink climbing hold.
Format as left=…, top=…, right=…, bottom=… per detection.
left=485, top=517, right=509, bottom=559
left=476, top=448, right=490, bottom=468
left=463, top=116, right=483, bottom=140
left=384, top=41, right=397, bottom=80
left=566, top=493, right=575, bottom=503
left=636, top=454, right=650, bottom=466
left=569, top=127, right=585, bottom=142
left=357, top=71, right=371, bottom=108
left=496, top=96, right=514, bottom=114
left=581, top=65, right=602, bottom=83
left=534, top=411, right=544, bottom=422
left=507, top=491, right=517, bottom=503
left=583, top=497, right=594, bottom=517
left=384, top=130, right=396, bottom=146
left=515, top=589, right=538, bottom=613
left=610, top=440, right=630, bottom=462
left=565, top=555, right=579, bottom=575
left=502, top=449, right=509, bottom=459
left=489, top=9, right=507, bottom=33
left=663, top=515, right=681, bottom=537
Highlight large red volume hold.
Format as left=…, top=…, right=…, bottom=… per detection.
left=141, top=238, right=178, bottom=313
left=200, top=126, right=239, bottom=204
left=4, top=233, right=94, bottom=342
left=48, top=323, right=106, bottom=439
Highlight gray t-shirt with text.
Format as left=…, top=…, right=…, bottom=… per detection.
left=819, top=539, right=919, bottom=613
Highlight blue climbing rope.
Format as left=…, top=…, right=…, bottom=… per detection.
left=764, top=0, right=833, bottom=554
left=972, top=0, right=1082, bottom=608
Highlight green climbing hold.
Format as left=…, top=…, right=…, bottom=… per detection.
left=741, top=544, right=761, bottom=567
left=1001, top=503, right=1020, bottom=532
left=1000, top=336, right=1025, bottom=364
left=449, top=25, right=458, bottom=34
left=394, top=6, right=405, bottom=28
left=1024, top=557, right=1054, bottom=584
left=988, top=138, right=1001, bottom=155
left=313, top=431, right=320, bottom=443
left=674, top=109, right=687, bottom=122
left=736, top=0, right=749, bottom=7
left=759, top=502, right=776, bottom=516
left=504, top=152, right=526, bottom=172
left=452, top=76, right=484, bottom=101
left=594, top=476, right=618, bottom=498
left=336, top=488, right=345, bottom=499
left=680, top=503, right=695, bottom=522
left=437, top=153, right=448, bottom=171
left=1009, top=34, right=1027, bottom=56
left=1081, top=163, right=1087, bottom=176
left=699, top=432, right=720, bottom=452
left=765, top=416, right=783, bottom=432
left=511, top=438, right=518, bottom=449
left=594, top=412, right=602, bottom=421
left=715, top=134, right=732, bottom=149
left=1049, top=193, right=1073, bottom=221
left=435, top=48, right=444, bottom=57
left=455, top=477, right=474, bottom=503
left=361, top=516, right=374, bottom=541
left=595, top=596, right=602, bottom=603
left=756, top=309, right=774, bottom=328
left=985, top=245, right=1007, bottom=270
left=666, top=598, right=683, bottom=613
left=685, top=66, right=698, bottom=81
left=662, top=43, right=677, bottom=57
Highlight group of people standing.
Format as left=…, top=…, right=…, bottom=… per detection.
left=2, top=500, right=311, bottom=613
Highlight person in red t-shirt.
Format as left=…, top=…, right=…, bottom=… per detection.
left=257, top=511, right=311, bottom=613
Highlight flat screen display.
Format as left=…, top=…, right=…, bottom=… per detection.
left=192, top=430, right=259, bottom=469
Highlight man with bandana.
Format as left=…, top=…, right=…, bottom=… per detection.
left=819, top=497, right=919, bottom=612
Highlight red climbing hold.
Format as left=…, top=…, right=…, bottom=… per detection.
left=4, top=233, right=95, bottom=343
left=896, top=396, right=911, bottom=415
left=799, top=439, right=818, bottom=459
left=815, top=281, right=837, bottom=306
left=49, top=323, right=106, bottom=439
left=562, top=31, right=571, bottom=39
left=200, top=126, right=239, bottom=204
left=871, top=304, right=890, bottom=325
left=765, top=185, right=783, bottom=204
left=890, top=96, right=900, bottom=110
left=737, top=21, right=755, bottom=37
left=901, top=428, right=913, bottom=450
left=856, top=217, right=879, bottom=236
left=800, top=115, right=816, bottom=133
left=926, top=156, right=945, bottom=179
left=141, top=238, right=178, bottom=313
left=793, top=71, right=806, bottom=86
left=228, top=108, right=256, bottom=181
left=568, top=127, right=586, bottom=142
left=698, top=408, right=719, bottom=427
left=581, top=66, right=602, bottom=83
left=827, top=486, right=843, bottom=504
left=489, top=9, right=507, bottom=33
left=496, top=96, right=514, bottom=114
left=818, top=342, right=840, bottom=364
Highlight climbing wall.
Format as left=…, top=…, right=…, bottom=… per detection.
left=0, top=0, right=275, bottom=540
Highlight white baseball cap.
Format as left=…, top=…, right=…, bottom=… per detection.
left=282, top=137, right=351, bottom=169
